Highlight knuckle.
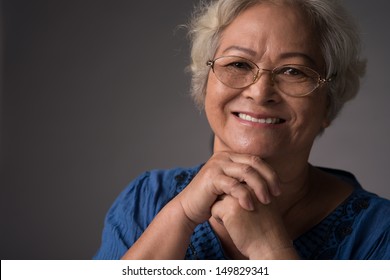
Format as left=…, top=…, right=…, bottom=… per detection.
left=202, top=166, right=214, bottom=178
left=228, top=200, right=241, bottom=213
left=203, top=161, right=222, bottom=176
left=206, top=157, right=218, bottom=167
left=223, top=196, right=241, bottom=212
left=229, top=180, right=251, bottom=199
left=229, top=178, right=242, bottom=190
left=210, top=153, right=221, bottom=161
left=241, top=164, right=256, bottom=176
left=250, top=155, right=263, bottom=166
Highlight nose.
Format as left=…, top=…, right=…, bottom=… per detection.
left=242, top=70, right=282, bottom=105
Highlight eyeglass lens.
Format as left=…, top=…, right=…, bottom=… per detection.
left=210, top=56, right=322, bottom=96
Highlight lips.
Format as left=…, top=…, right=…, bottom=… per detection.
left=236, top=113, right=286, bottom=124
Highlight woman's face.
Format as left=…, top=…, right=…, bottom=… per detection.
left=205, top=3, right=329, bottom=164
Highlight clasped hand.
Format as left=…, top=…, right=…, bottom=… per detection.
left=177, top=152, right=294, bottom=259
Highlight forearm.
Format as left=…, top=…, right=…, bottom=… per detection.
left=121, top=199, right=197, bottom=260
left=249, top=244, right=300, bottom=260
left=248, top=229, right=300, bottom=260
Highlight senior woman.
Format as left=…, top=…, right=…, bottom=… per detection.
left=94, top=0, right=390, bottom=260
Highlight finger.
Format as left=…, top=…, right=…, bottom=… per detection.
left=211, top=199, right=223, bottom=224
left=211, top=200, right=223, bottom=225
left=211, top=195, right=233, bottom=224
left=227, top=153, right=282, bottom=197
left=218, top=159, right=272, bottom=204
left=212, top=174, right=255, bottom=211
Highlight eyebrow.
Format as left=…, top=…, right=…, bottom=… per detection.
left=279, top=52, right=318, bottom=68
left=221, top=46, right=257, bottom=56
left=221, top=46, right=319, bottom=67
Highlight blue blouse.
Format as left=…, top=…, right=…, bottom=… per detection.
left=93, top=165, right=390, bottom=260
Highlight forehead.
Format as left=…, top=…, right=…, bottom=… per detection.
left=217, top=3, right=323, bottom=67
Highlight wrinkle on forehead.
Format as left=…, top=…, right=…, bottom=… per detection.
left=216, top=2, right=323, bottom=69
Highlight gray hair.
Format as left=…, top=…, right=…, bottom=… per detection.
left=187, top=0, right=366, bottom=122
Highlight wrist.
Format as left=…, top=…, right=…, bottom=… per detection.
left=248, top=237, right=300, bottom=260
left=168, top=198, right=199, bottom=233
left=249, top=245, right=300, bottom=260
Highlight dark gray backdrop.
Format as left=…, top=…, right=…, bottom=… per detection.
left=1, top=0, right=389, bottom=259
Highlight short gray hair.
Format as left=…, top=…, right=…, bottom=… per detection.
left=187, top=0, right=366, bottom=122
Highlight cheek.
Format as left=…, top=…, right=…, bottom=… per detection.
left=205, top=73, right=240, bottom=107
left=205, top=74, right=228, bottom=113
left=204, top=75, right=239, bottom=135
left=204, top=73, right=217, bottom=109
left=296, top=94, right=329, bottom=131
left=204, top=77, right=222, bottom=129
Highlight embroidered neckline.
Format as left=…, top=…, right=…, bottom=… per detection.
left=294, top=188, right=370, bottom=259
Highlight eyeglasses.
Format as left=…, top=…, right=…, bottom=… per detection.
left=206, top=56, right=333, bottom=97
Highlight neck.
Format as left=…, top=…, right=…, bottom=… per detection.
left=248, top=153, right=316, bottom=223
left=273, top=163, right=313, bottom=215
left=256, top=152, right=314, bottom=213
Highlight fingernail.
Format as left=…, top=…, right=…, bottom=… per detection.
left=247, top=200, right=255, bottom=211
left=273, top=187, right=282, bottom=196
left=263, top=196, right=271, bottom=205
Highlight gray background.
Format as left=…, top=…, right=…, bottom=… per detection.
left=1, top=0, right=389, bottom=259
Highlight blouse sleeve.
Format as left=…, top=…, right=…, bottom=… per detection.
left=93, top=170, right=178, bottom=259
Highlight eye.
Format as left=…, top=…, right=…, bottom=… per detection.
left=279, top=66, right=306, bottom=77
left=223, top=60, right=255, bottom=72
left=274, top=65, right=319, bottom=83
left=231, top=61, right=252, bottom=69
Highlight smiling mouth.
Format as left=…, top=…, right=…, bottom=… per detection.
left=236, top=113, right=286, bottom=124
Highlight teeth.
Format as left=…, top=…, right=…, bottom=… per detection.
left=238, top=113, right=282, bottom=124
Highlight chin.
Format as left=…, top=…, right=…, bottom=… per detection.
left=226, top=141, right=275, bottom=157
left=214, top=135, right=280, bottom=157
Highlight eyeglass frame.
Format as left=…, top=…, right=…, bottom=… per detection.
left=206, top=55, right=334, bottom=97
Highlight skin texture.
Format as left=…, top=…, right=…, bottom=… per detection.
left=122, top=2, right=353, bottom=260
